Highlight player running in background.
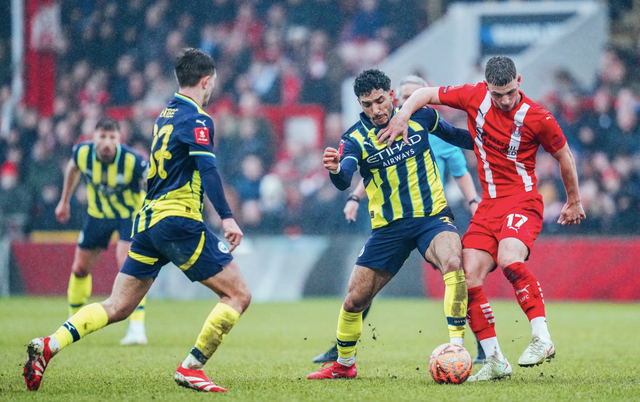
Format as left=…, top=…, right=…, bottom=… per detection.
left=379, top=56, right=585, bottom=381
left=312, top=75, right=486, bottom=365
left=24, top=48, right=251, bottom=393
left=307, top=69, right=469, bottom=380
left=55, top=118, right=149, bottom=345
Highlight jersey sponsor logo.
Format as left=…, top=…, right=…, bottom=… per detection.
left=477, top=130, right=519, bottom=157
left=195, top=119, right=207, bottom=126
left=195, top=127, right=210, bottom=145
left=218, top=241, right=229, bottom=253
left=365, top=135, right=420, bottom=167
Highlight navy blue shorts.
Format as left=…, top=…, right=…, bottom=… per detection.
left=356, top=207, right=459, bottom=275
left=120, top=216, right=234, bottom=282
left=78, top=216, right=133, bottom=249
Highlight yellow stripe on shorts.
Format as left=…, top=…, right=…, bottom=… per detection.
left=128, top=250, right=158, bottom=265
left=179, top=231, right=206, bottom=271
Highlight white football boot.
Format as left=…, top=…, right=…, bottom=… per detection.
left=518, top=336, right=555, bottom=367
left=468, top=354, right=512, bottom=382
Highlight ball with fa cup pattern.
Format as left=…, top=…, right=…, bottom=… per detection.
left=428, top=343, right=472, bottom=384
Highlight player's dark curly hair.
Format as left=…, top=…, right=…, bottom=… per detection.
left=175, top=48, right=216, bottom=88
left=485, top=56, right=517, bottom=86
left=353, top=69, right=391, bottom=98
left=95, top=117, right=119, bottom=132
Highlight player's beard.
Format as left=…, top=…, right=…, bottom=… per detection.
left=96, top=147, right=116, bottom=164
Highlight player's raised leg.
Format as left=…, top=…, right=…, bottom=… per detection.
left=175, top=259, right=251, bottom=393
left=464, top=248, right=512, bottom=382
left=423, top=231, right=467, bottom=345
left=115, top=239, right=148, bottom=346
left=497, top=238, right=554, bottom=367
left=307, top=265, right=392, bottom=379
left=24, top=272, right=152, bottom=391
left=67, top=247, right=101, bottom=316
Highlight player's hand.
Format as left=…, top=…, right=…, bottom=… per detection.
left=376, top=110, right=410, bottom=147
left=323, top=147, right=340, bottom=171
left=557, top=201, right=586, bottom=226
left=55, top=201, right=70, bottom=223
left=222, top=218, right=243, bottom=252
left=470, top=202, right=478, bottom=216
left=344, top=200, right=359, bottom=222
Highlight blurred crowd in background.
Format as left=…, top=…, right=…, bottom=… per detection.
left=0, top=0, right=640, bottom=238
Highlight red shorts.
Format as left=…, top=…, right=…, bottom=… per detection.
left=462, top=192, right=544, bottom=263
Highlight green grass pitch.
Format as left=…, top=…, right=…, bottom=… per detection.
left=1, top=297, right=639, bottom=401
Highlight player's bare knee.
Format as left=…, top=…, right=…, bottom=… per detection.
left=101, top=298, right=136, bottom=323
left=343, top=295, right=369, bottom=313
left=497, top=254, right=518, bottom=271
left=71, top=265, right=91, bottom=278
left=463, top=264, right=484, bottom=288
left=236, top=287, right=251, bottom=312
left=441, top=255, right=463, bottom=275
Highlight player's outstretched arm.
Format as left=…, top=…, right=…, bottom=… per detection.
left=325, top=147, right=357, bottom=191
left=377, top=87, right=442, bottom=146
left=55, top=159, right=81, bottom=223
left=431, top=119, right=475, bottom=150
left=194, top=155, right=241, bottom=249
left=344, top=179, right=366, bottom=222
left=551, top=143, right=586, bottom=225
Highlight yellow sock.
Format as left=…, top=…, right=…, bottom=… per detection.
left=190, top=303, right=240, bottom=364
left=68, top=274, right=92, bottom=316
left=336, top=307, right=362, bottom=358
left=129, top=295, right=146, bottom=323
left=52, top=303, right=109, bottom=350
left=443, top=270, right=467, bottom=340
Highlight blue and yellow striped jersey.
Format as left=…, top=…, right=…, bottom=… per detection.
left=72, top=142, right=147, bottom=220
left=132, top=93, right=217, bottom=235
left=339, top=107, right=448, bottom=229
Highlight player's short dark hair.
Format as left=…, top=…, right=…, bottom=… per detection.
left=174, top=48, right=216, bottom=88
left=485, top=56, right=517, bottom=86
left=95, top=117, right=119, bottom=132
left=353, top=69, right=391, bottom=98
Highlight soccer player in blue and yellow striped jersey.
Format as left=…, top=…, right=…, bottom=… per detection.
left=55, top=117, right=149, bottom=345
left=308, top=69, right=469, bottom=380
left=24, top=49, right=250, bottom=393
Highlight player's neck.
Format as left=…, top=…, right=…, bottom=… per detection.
left=178, top=88, right=205, bottom=108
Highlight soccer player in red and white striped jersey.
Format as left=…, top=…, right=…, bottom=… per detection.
left=379, top=56, right=585, bottom=381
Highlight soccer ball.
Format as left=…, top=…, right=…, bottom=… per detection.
left=428, top=343, right=472, bottom=384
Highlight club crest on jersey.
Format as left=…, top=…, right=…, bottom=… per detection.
left=195, top=127, right=210, bottom=145
left=510, top=122, right=526, bottom=138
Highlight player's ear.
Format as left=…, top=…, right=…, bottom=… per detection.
left=483, top=80, right=489, bottom=89
left=517, top=74, right=521, bottom=87
left=200, top=75, right=210, bottom=89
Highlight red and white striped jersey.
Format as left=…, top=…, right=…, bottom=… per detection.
left=438, top=83, right=566, bottom=199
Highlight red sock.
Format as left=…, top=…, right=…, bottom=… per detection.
left=503, top=262, right=545, bottom=321
left=466, top=286, right=496, bottom=341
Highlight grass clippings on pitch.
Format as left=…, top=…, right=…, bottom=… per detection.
left=1, top=298, right=639, bottom=401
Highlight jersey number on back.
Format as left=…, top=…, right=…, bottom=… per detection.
left=148, top=124, right=174, bottom=180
